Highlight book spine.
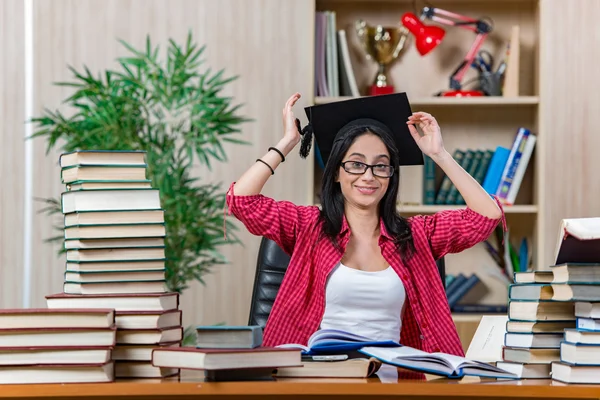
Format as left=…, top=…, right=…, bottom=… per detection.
left=496, top=128, right=531, bottom=202
left=436, top=149, right=463, bottom=204
left=452, top=304, right=508, bottom=313
left=505, top=134, right=537, bottom=205
left=482, top=147, right=510, bottom=195
left=455, top=150, right=484, bottom=205
left=446, top=150, right=474, bottom=204
left=448, top=274, right=481, bottom=308
left=422, top=155, right=436, bottom=205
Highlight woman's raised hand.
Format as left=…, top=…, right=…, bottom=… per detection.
left=406, top=111, right=445, bottom=158
left=282, top=92, right=302, bottom=147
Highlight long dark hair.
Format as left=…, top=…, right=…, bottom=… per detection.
left=319, top=120, right=415, bottom=261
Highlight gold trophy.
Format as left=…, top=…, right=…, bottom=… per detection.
left=355, top=19, right=410, bottom=95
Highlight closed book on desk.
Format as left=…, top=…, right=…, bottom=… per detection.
left=495, top=361, right=551, bottom=379
left=502, top=347, right=560, bottom=364
left=46, top=292, right=178, bottom=312
left=551, top=361, right=600, bottom=384
left=508, top=300, right=575, bottom=321
left=59, top=150, right=146, bottom=168
left=358, top=346, right=517, bottom=379
left=274, top=357, right=381, bottom=378
left=276, top=328, right=400, bottom=355
left=196, top=325, right=262, bottom=349
left=0, top=308, right=114, bottom=329
left=115, top=309, right=182, bottom=330
left=116, top=326, right=183, bottom=345
left=151, top=347, right=301, bottom=371
left=0, top=346, right=111, bottom=365
left=64, top=280, right=166, bottom=295
left=0, top=326, right=116, bottom=348
left=0, top=362, right=114, bottom=384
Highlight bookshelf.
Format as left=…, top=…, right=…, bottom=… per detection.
left=310, top=0, right=542, bottom=314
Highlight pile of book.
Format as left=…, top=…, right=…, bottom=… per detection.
left=46, top=150, right=183, bottom=380
left=151, top=325, right=302, bottom=381
left=423, top=127, right=537, bottom=207
left=0, top=309, right=116, bottom=384
left=496, top=217, right=600, bottom=383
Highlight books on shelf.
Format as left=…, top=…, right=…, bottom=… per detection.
left=422, top=127, right=537, bottom=208
left=314, top=10, right=359, bottom=98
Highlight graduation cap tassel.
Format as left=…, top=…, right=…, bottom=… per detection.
left=297, top=118, right=313, bottom=159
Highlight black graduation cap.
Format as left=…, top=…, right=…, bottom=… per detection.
left=296, top=93, right=424, bottom=167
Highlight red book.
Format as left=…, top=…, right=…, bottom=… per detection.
left=151, top=346, right=301, bottom=371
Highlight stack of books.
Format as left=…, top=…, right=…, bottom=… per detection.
left=46, top=150, right=183, bottom=379
left=550, top=218, right=600, bottom=384
left=151, top=325, right=302, bottom=381
left=496, top=217, right=600, bottom=381
left=0, top=309, right=116, bottom=384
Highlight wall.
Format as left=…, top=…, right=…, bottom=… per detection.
left=0, top=0, right=25, bottom=309
left=539, top=0, right=600, bottom=269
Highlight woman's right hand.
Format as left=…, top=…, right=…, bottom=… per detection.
left=282, top=92, right=302, bottom=148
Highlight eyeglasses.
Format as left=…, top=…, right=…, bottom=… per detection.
left=340, top=161, right=395, bottom=178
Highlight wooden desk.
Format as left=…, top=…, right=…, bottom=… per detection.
left=1, top=371, right=599, bottom=400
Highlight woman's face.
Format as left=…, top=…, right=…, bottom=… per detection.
left=336, top=133, right=392, bottom=211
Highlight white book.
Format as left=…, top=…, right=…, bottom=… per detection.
left=505, top=133, right=536, bottom=205
left=62, top=189, right=161, bottom=213
left=337, top=30, right=360, bottom=97
left=0, top=362, right=114, bottom=384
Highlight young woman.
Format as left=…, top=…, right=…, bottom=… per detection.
left=226, top=92, right=504, bottom=359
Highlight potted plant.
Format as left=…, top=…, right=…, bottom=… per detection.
left=31, top=33, right=249, bottom=298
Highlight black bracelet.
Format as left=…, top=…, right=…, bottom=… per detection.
left=268, top=147, right=285, bottom=163
left=256, top=159, right=275, bottom=175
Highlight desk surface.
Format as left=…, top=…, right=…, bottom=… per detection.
left=1, top=371, right=600, bottom=400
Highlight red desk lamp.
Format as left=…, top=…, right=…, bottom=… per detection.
left=402, top=7, right=492, bottom=97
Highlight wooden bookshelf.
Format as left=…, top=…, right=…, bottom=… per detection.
left=311, top=0, right=542, bottom=311
left=315, top=96, right=540, bottom=106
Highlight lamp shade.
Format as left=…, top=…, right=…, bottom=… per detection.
left=401, top=12, right=445, bottom=56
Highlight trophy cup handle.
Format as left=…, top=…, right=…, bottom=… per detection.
left=355, top=19, right=372, bottom=60
left=392, top=25, right=410, bottom=59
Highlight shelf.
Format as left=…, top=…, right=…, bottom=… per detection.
left=397, top=205, right=538, bottom=214
left=314, top=96, right=540, bottom=106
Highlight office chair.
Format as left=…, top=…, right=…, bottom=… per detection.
left=248, top=237, right=446, bottom=328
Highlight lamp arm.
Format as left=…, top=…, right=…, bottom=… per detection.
left=421, top=7, right=492, bottom=90
left=450, top=32, right=488, bottom=89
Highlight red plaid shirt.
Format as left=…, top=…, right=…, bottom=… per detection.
left=226, top=182, right=505, bottom=359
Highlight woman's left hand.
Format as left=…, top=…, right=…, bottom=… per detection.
left=406, top=112, right=445, bottom=158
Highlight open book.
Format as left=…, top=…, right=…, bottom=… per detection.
left=277, top=329, right=400, bottom=355
left=359, top=346, right=518, bottom=379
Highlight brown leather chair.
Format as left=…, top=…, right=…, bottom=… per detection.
left=248, top=237, right=446, bottom=328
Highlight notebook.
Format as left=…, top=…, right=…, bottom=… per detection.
left=276, top=328, right=400, bottom=355
left=359, top=346, right=518, bottom=379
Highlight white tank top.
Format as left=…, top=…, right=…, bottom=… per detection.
left=319, top=262, right=406, bottom=342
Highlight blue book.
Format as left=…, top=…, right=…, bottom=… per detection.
left=496, top=127, right=531, bottom=202
left=358, top=346, right=517, bottom=379
left=482, top=146, right=510, bottom=195
left=196, top=325, right=263, bottom=349
left=448, top=274, right=481, bottom=308
left=277, top=328, right=400, bottom=355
